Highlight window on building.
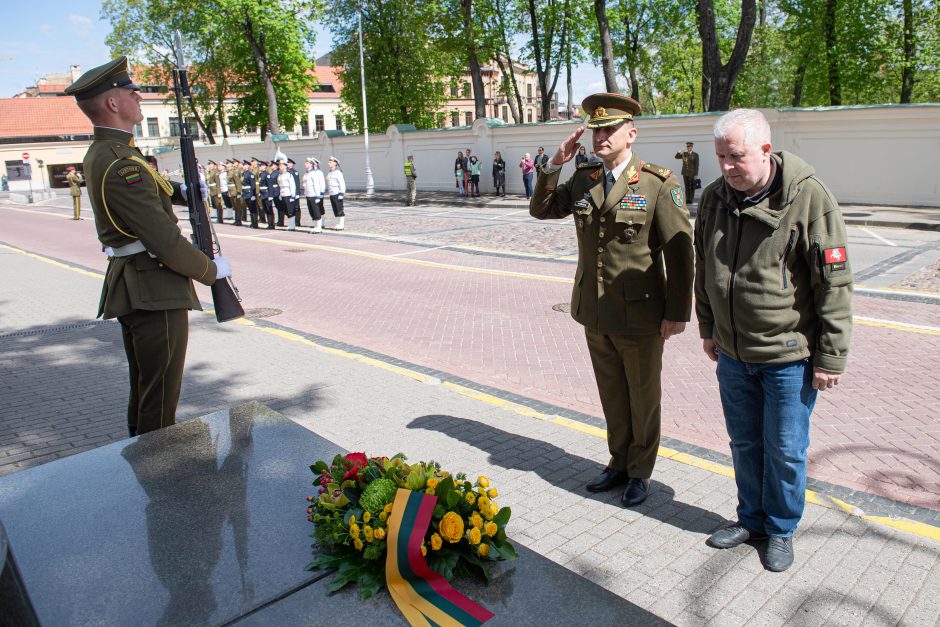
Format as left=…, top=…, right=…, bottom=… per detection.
left=300, top=117, right=309, bottom=136
left=464, top=112, right=473, bottom=126
left=315, top=115, right=325, bottom=132
left=462, top=83, right=470, bottom=98
left=502, top=106, right=508, bottom=122
left=450, top=83, right=458, bottom=98
left=169, top=117, right=180, bottom=137
left=147, top=117, right=159, bottom=137
left=139, top=85, right=167, bottom=94
left=187, top=118, right=200, bottom=139
left=132, top=123, right=142, bottom=138
left=451, top=112, right=460, bottom=127
left=336, top=117, right=343, bottom=131
left=527, top=84, right=533, bottom=99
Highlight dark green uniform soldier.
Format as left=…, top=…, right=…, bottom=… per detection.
left=64, top=56, right=232, bottom=436
left=530, top=92, right=694, bottom=507
left=66, top=166, right=83, bottom=220
left=206, top=161, right=224, bottom=223
left=674, top=142, right=700, bottom=204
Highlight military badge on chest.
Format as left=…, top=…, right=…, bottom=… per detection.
left=574, top=195, right=593, bottom=231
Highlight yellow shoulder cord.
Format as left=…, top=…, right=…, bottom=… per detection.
left=100, top=158, right=137, bottom=239
left=126, top=155, right=174, bottom=197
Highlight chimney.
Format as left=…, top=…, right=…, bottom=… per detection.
left=69, top=65, right=81, bottom=84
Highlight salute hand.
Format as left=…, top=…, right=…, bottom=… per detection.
left=550, top=126, right=586, bottom=165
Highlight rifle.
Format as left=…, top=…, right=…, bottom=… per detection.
left=171, top=31, right=244, bottom=323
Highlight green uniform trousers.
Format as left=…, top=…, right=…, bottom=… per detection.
left=585, top=328, right=665, bottom=479
left=118, top=308, right=189, bottom=435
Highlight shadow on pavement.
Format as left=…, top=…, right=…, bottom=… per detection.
left=406, top=414, right=728, bottom=535
left=0, top=315, right=325, bottom=475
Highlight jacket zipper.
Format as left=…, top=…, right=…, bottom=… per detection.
left=782, top=229, right=796, bottom=289
left=728, top=212, right=744, bottom=361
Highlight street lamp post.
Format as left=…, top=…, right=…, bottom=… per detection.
left=358, top=9, right=374, bottom=196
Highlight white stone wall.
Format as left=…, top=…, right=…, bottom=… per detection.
left=159, top=105, right=940, bottom=207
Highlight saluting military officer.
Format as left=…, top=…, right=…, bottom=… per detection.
left=66, top=166, right=84, bottom=220
left=530, top=92, right=694, bottom=507
left=674, top=142, right=700, bottom=204
left=64, top=57, right=232, bottom=437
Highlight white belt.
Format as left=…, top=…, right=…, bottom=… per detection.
left=111, top=241, right=148, bottom=257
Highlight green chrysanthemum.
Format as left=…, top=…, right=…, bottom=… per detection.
left=359, top=477, right=398, bottom=512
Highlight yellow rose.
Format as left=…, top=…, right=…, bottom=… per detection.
left=482, top=508, right=494, bottom=521
left=490, top=501, right=499, bottom=516
left=353, top=538, right=364, bottom=551
left=477, top=495, right=490, bottom=512
left=478, top=476, right=490, bottom=488
left=465, top=492, right=477, bottom=506
left=484, top=522, right=498, bottom=537
left=379, top=511, right=388, bottom=522
left=374, top=527, right=386, bottom=541
left=421, top=545, right=428, bottom=556
left=350, top=523, right=360, bottom=539
left=364, top=526, right=374, bottom=543
left=439, top=511, right=465, bottom=543
left=477, top=543, right=490, bottom=557
left=363, top=511, right=371, bottom=523
left=430, top=533, right=443, bottom=551
left=468, top=527, right=482, bottom=545
left=470, top=512, right=483, bottom=529
left=426, top=478, right=439, bottom=489
left=477, top=487, right=486, bottom=495
left=487, top=488, right=498, bottom=498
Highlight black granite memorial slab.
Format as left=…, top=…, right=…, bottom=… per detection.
left=0, top=521, right=40, bottom=627
left=234, top=543, right=668, bottom=626
left=0, top=402, right=334, bottom=626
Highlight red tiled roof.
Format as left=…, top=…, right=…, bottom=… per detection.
left=37, top=84, right=69, bottom=94
left=0, top=97, right=93, bottom=138
left=306, top=66, right=343, bottom=98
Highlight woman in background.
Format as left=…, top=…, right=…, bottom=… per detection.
left=492, top=151, right=505, bottom=196
left=454, top=151, right=467, bottom=197
left=327, top=156, right=346, bottom=231
left=469, top=155, right=481, bottom=197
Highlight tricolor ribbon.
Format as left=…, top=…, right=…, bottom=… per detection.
left=385, top=488, right=494, bottom=626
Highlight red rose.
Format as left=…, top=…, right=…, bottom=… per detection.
left=342, top=452, right=369, bottom=480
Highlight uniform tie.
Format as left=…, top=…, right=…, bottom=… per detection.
left=605, top=171, right=616, bottom=197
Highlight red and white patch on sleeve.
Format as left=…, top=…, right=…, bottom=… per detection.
left=824, top=247, right=847, bottom=263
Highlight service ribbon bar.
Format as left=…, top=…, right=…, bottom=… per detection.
left=620, top=194, right=647, bottom=211
left=386, top=489, right=494, bottom=627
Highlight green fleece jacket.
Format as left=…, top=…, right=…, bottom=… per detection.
left=694, top=151, right=852, bottom=373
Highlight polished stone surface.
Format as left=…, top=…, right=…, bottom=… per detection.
left=0, top=521, right=39, bottom=627
left=0, top=402, right=334, bottom=626
left=234, top=542, right=668, bottom=626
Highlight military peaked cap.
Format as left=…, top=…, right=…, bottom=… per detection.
left=64, top=56, right=140, bottom=101
left=581, top=92, right=642, bottom=129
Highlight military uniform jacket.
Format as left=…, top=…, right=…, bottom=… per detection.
left=530, top=153, right=694, bottom=335
left=226, top=167, right=238, bottom=196
left=67, top=171, right=83, bottom=197
left=207, top=169, right=220, bottom=197
left=83, top=127, right=216, bottom=319
left=241, top=170, right=255, bottom=200
left=675, top=151, right=699, bottom=178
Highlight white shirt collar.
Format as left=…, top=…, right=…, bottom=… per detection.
left=604, top=151, right=633, bottom=182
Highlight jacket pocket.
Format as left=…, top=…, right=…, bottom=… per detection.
left=622, top=278, right=665, bottom=326
left=615, top=209, right=648, bottom=243
left=134, top=254, right=191, bottom=305
left=781, top=228, right=797, bottom=289
left=814, top=242, right=852, bottom=287
left=571, top=265, right=584, bottom=316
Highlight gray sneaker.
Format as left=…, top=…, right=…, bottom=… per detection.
left=706, top=523, right=766, bottom=549
left=763, top=535, right=794, bottom=572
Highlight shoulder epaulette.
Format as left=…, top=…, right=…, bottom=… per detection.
left=576, top=161, right=603, bottom=170
left=641, top=162, right=672, bottom=181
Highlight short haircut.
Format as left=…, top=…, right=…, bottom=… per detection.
left=714, top=109, right=771, bottom=146
left=75, top=92, right=107, bottom=121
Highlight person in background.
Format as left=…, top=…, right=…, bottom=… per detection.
left=575, top=146, right=589, bottom=166
left=404, top=155, right=418, bottom=206
left=469, top=155, right=481, bottom=197
left=66, top=166, right=84, bottom=220
left=464, top=147, right=473, bottom=194
left=675, top=141, right=700, bottom=204
left=206, top=161, right=223, bottom=224
left=276, top=160, right=296, bottom=231
left=492, top=151, right=506, bottom=197
left=240, top=160, right=258, bottom=229
left=327, top=156, right=346, bottom=231
left=519, top=153, right=535, bottom=199
left=262, top=161, right=278, bottom=230
left=533, top=146, right=549, bottom=174
left=454, top=151, right=467, bottom=197
left=304, top=158, right=327, bottom=233
left=287, top=158, right=302, bottom=227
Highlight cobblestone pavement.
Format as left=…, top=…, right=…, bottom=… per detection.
left=0, top=240, right=938, bottom=626
left=2, top=199, right=939, bottom=514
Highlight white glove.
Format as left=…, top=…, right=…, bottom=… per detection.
left=104, top=246, right=115, bottom=257
left=214, top=255, right=232, bottom=280
left=337, top=193, right=344, bottom=200
left=316, top=195, right=322, bottom=201
left=250, top=196, right=255, bottom=201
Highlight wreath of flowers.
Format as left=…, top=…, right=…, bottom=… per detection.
left=306, top=452, right=517, bottom=599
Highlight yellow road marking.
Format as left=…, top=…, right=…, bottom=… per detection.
left=5, top=241, right=940, bottom=541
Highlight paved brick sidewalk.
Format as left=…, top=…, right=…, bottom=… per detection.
left=2, top=201, right=939, bottom=514
left=1, top=246, right=938, bottom=625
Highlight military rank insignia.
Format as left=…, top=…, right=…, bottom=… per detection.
left=671, top=187, right=684, bottom=207
left=825, top=247, right=848, bottom=271
left=620, top=194, right=647, bottom=211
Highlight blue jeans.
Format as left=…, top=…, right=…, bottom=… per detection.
left=523, top=172, right=534, bottom=198
left=716, top=354, right=818, bottom=536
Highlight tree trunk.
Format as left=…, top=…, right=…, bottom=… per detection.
left=823, top=0, right=841, bottom=106
left=461, top=0, right=488, bottom=119
left=188, top=101, right=215, bottom=144
left=526, top=0, right=560, bottom=122
left=594, top=0, right=618, bottom=92
left=697, top=0, right=757, bottom=111
left=495, top=56, right=522, bottom=122
left=243, top=14, right=281, bottom=133
left=566, top=35, right=574, bottom=119
left=900, top=0, right=915, bottom=103
left=791, top=62, right=806, bottom=107
left=215, top=97, right=228, bottom=139
left=622, top=8, right=641, bottom=102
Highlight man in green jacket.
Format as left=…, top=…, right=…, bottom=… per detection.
left=694, top=109, right=852, bottom=572
left=531, top=92, right=694, bottom=508
left=65, top=56, right=232, bottom=437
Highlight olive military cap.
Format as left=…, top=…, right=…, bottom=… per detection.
left=581, top=92, right=642, bottom=129
left=64, top=56, right=140, bottom=101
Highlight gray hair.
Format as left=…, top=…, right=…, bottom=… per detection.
left=714, top=109, right=771, bottom=146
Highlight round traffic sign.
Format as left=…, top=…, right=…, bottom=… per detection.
left=21, top=152, right=29, bottom=160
